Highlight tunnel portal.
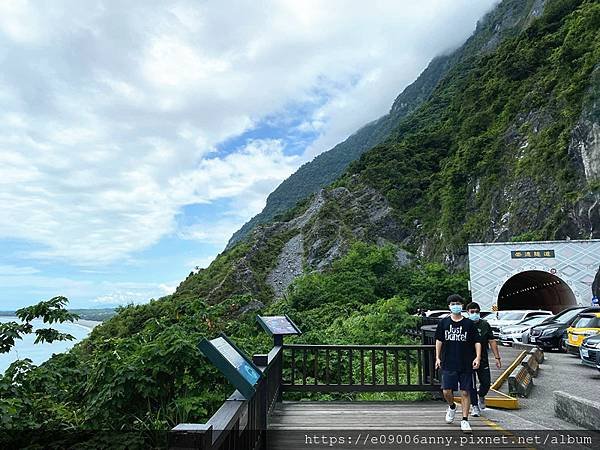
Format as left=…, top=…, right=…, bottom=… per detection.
left=497, top=270, right=577, bottom=313
left=468, top=240, right=600, bottom=312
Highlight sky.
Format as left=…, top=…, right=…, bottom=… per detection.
left=0, top=0, right=498, bottom=310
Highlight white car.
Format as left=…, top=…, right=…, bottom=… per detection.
left=498, top=315, right=553, bottom=346
left=424, top=309, right=451, bottom=318
left=487, top=310, right=553, bottom=338
left=434, top=310, right=494, bottom=319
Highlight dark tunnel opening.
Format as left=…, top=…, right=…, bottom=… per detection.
left=497, top=270, right=577, bottom=314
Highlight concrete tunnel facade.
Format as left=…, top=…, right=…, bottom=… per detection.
left=468, top=240, right=600, bottom=313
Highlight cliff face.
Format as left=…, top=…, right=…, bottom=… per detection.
left=180, top=178, right=411, bottom=301
left=177, top=0, right=599, bottom=306
left=226, top=0, right=547, bottom=250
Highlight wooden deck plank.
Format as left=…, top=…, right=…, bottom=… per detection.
left=267, top=401, right=526, bottom=450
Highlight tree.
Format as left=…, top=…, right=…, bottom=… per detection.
left=0, top=296, right=79, bottom=354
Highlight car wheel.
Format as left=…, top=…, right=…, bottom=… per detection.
left=558, top=340, right=567, bottom=353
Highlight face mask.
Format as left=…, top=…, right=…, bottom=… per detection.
left=469, top=313, right=480, bottom=321
left=449, top=305, right=462, bottom=314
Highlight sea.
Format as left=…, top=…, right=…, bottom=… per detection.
left=0, top=317, right=96, bottom=374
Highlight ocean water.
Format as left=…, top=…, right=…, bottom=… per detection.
left=0, top=317, right=93, bottom=374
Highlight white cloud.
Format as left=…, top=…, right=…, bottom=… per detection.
left=0, top=0, right=498, bottom=266
left=90, top=281, right=177, bottom=304
left=0, top=268, right=177, bottom=307
left=0, top=0, right=45, bottom=44
left=0, top=265, right=40, bottom=276
left=179, top=220, right=245, bottom=246
left=158, top=283, right=176, bottom=296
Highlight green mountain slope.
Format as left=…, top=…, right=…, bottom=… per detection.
left=347, top=0, right=600, bottom=263
left=193, top=0, right=600, bottom=306
left=226, top=0, right=547, bottom=249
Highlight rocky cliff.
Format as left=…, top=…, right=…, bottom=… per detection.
left=177, top=0, right=599, bottom=306
left=226, top=0, right=549, bottom=249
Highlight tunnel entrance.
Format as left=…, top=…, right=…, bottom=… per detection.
left=497, top=270, right=577, bottom=314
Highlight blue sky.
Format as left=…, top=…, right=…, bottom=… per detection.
left=0, top=0, right=497, bottom=309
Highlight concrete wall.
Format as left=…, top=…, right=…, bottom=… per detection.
left=554, top=390, right=600, bottom=430
left=468, top=240, right=600, bottom=311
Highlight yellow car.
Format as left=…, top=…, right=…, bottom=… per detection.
left=566, top=312, right=600, bottom=355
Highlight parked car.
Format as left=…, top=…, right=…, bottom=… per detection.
left=579, top=334, right=600, bottom=368
left=565, top=312, right=600, bottom=355
left=435, top=310, right=493, bottom=320
left=498, top=315, right=553, bottom=346
left=560, top=330, right=569, bottom=352
left=529, top=306, right=600, bottom=351
left=522, top=327, right=534, bottom=345
left=487, top=310, right=553, bottom=338
left=424, top=310, right=450, bottom=318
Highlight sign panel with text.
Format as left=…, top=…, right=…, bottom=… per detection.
left=198, top=334, right=262, bottom=399
left=511, top=250, right=555, bottom=259
left=256, top=315, right=302, bottom=336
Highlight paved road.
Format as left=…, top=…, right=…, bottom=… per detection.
left=474, top=347, right=598, bottom=449
left=477, top=346, right=598, bottom=450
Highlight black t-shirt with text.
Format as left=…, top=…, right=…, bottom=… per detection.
left=434, top=316, right=478, bottom=372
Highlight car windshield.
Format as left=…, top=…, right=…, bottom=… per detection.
left=553, top=308, right=584, bottom=324
left=495, top=311, right=525, bottom=321
left=519, top=316, right=549, bottom=326
left=480, top=312, right=493, bottom=318
left=571, top=316, right=600, bottom=328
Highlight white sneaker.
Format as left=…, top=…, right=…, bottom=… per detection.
left=445, top=405, right=456, bottom=423
left=471, top=405, right=481, bottom=417
left=461, top=419, right=472, bottom=433
left=478, top=397, right=486, bottom=410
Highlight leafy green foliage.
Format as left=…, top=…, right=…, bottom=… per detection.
left=16, top=296, right=80, bottom=324
left=0, top=322, right=32, bottom=353
left=279, top=243, right=468, bottom=336
left=228, top=0, right=553, bottom=249
left=0, top=296, right=79, bottom=353
left=33, top=328, right=76, bottom=345
left=0, top=243, right=466, bottom=441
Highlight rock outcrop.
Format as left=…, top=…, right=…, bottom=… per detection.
left=267, top=234, right=304, bottom=299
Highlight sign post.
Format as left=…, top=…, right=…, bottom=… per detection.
left=256, top=314, right=302, bottom=346
left=198, top=333, right=263, bottom=399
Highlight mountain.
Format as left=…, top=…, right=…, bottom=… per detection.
left=226, top=0, right=551, bottom=249
left=346, top=0, right=599, bottom=264
left=181, top=0, right=599, bottom=303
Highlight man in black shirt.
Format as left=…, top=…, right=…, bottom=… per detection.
left=466, top=301, right=502, bottom=417
left=435, top=294, right=481, bottom=433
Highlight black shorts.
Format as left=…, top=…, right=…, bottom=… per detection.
left=441, top=370, right=473, bottom=391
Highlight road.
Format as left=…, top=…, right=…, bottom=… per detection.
left=480, top=347, right=598, bottom=449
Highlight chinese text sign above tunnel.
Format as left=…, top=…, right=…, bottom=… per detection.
left=511, top=250, right=555, bottom=258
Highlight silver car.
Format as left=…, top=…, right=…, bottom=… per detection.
left=488, top=310, right=554, bottom=338
left=499, top=315, right=553, bottom=346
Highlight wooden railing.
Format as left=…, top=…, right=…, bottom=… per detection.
left=282, top=344, right=439, bottom=392
left=170, top=345, right=282, bottom=450
left=169, top=340, right=439, bottom=449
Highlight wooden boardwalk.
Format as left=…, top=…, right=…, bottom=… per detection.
left=268, top=401, right=527, bottom=449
